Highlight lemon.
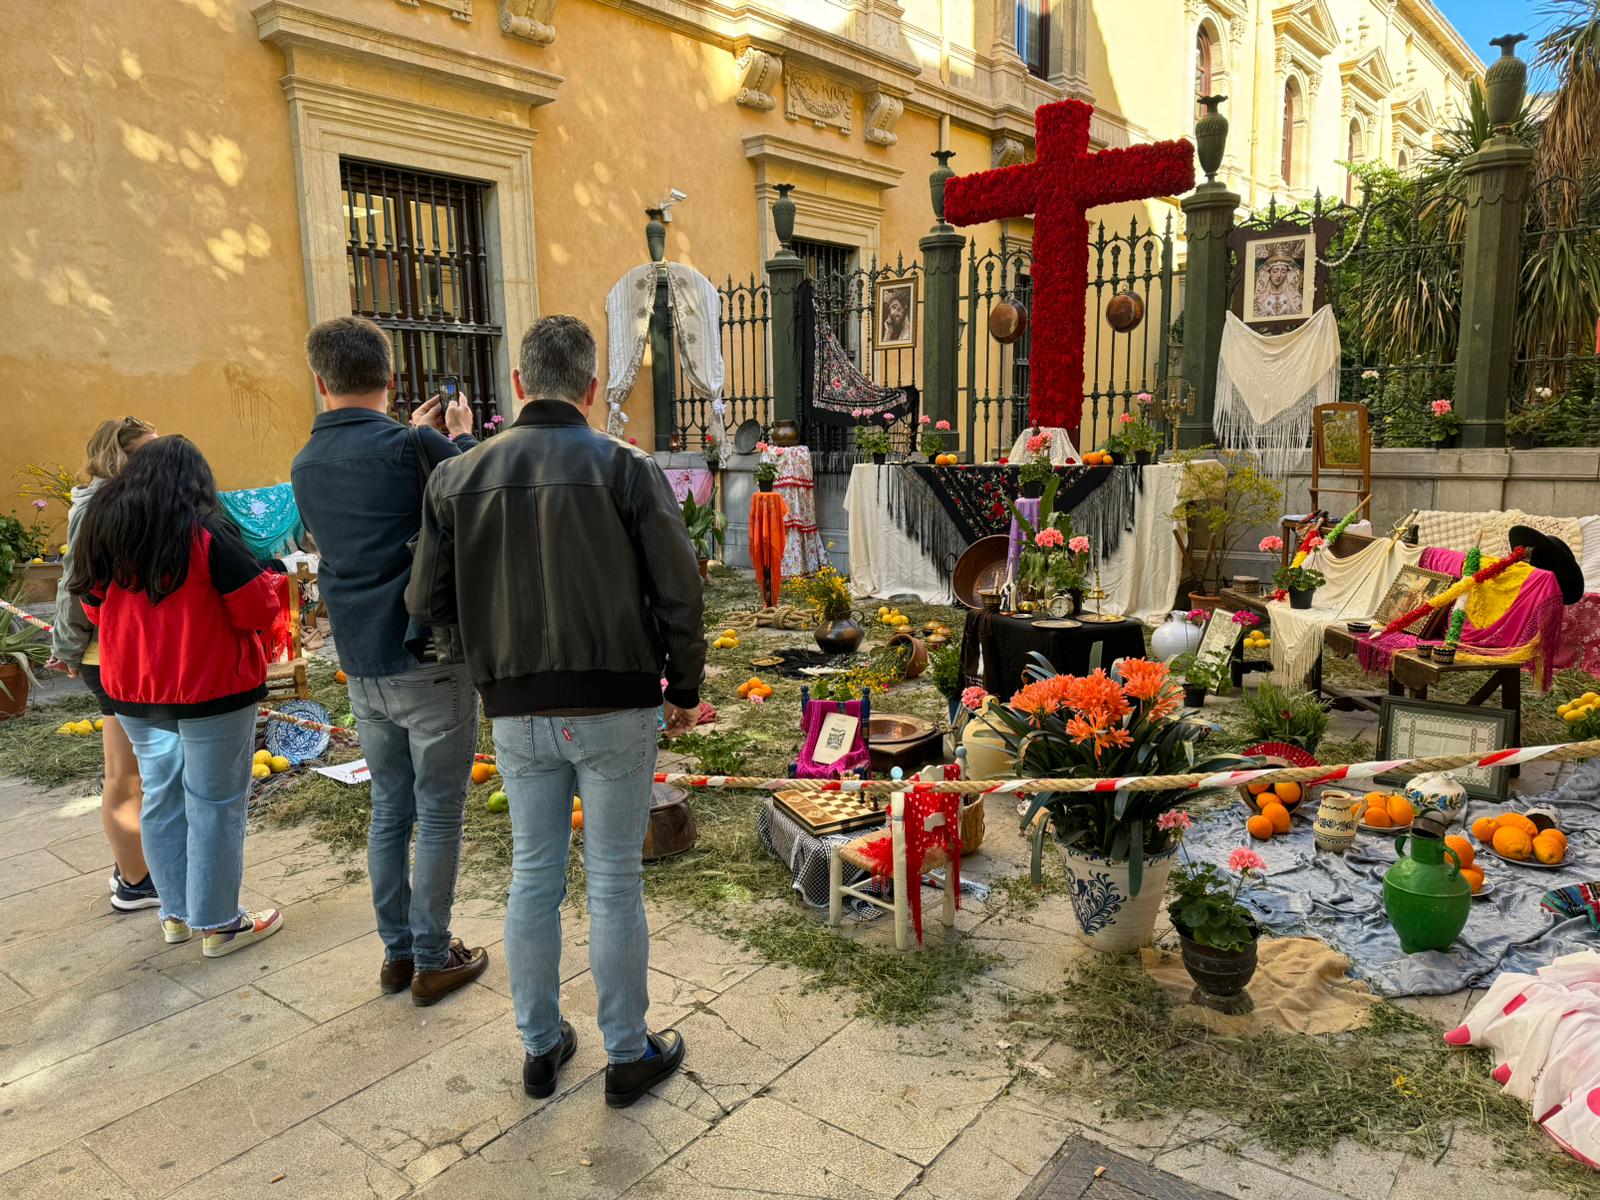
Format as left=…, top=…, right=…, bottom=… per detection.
left=72, top=720, right=95, bottom=735
left=268, top=755, right=292, bottom=774
left=573, top=795, right=582, bottom=809
left=1564, top=709, right=1585, bottom=723
left=253, top=749, right=272, bottom=764
left=29, top=557, right=43, bottom=564
left=1585, top=692, right=1600, bottom=705
left=486, top=790, right=509, bottom=813
left=58, top=544, right=68, bottom=554
left=252, top=763, right=271, bottom=779
left=1558, top=702, right=1572, bottom=716
left=56, top=722, right=74, bottom=735
left=93, top=718, right=104, bottom=731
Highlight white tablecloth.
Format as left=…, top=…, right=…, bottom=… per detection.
left=844, top=462, right=1193, bottom=623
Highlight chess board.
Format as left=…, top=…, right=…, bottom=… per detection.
left=773, top=790, right=886, bottom=837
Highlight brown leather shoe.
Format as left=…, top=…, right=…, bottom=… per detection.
left=379, top=958, right=414, bottom=994
left=410, top=939, right=488, bottom=1007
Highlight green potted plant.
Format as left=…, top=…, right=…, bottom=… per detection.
left=917, top=415, right=952, bottom=461
left=984, top=655, right=1247, bottom=952
left=855, top=425, right=892, bottom=465
left=679, top=492, right=726, bottom=579
left=1240, top=681, right=1329, bottom=753
left=0, top=588, right=49, bottom=718
left=788, top=565, right=863, bottom=654
left=753, top=460, right=778, bottom=493
left=1168, top=837, right=1267, bottom=1010
left=0, top=507, right=51, bottom=593
left=1273, top=562, right=1326, bottom=609
left=1506, top=387, right=1554, bottom=450
left=1429, top=398, right=1461, bottom=447
left=928, top=637, right=965, bottom=724
left=1017, top=430, right=1054, bottom=498
left=1115, top=411, right=1163, bottom=465
left=1168, top=447, right=1284, bottom=609
left=1171, top=651, right=1232, bottom=707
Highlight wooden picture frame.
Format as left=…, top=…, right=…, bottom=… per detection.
left=1194, top=610, right=1240, bottom=673
left=874, top=277, right=917, bottom=350
left=1227, top=217, right=1337, bottom=336
left=1376, top=696, right=1517, bottom=801
left=1371, top=565, right=1455, bottom=634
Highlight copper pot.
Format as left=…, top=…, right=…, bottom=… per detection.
left=988, top=300, right=1029, bottom=345
left=1105, top=290, right=1145, bottom=332
left=769, top=420, right=801, bottom=447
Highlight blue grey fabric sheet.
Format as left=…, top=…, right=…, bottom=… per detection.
left=1182, top=761, right=1600, bottom=996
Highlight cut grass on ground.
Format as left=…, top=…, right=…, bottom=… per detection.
left=1009, top=954, right=1597, bottom=1198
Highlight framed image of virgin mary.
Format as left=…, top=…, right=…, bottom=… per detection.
left=1244, top=233, right=1312, bottom=325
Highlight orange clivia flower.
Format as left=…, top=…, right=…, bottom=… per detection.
left=1008, top=675, right=1075, bottom=721
left=1060, top=670, right=1132, bottom=727
left=1144, top=690, right=1181, bottom=724
left=1117, top=658, right=1170, bottom=703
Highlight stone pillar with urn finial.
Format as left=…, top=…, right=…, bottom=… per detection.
left=1178, top=95, right=1239, bottom=448
left=764, top=184, right=804, bottom=426
left=920, top=150, right=965, bottom=447
left=1453, top=34, right=1533, bottom=448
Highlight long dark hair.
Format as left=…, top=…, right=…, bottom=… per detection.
left=69, top=435, right=243, bottom=604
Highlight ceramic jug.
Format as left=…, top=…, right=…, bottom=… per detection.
left=1313, top=789, right=1362, bottom=853
left=1404, top=772, right=1467, bottom=831
left=1151, top=610, right=1204, bottom=662
left=1383, top=831, right=1471, bottom=953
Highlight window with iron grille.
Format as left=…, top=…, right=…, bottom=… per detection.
left=341, top=159, right=501, bottom=429
left=792, top=237, right=859, bottom=361
left=1017, top=1, right=1050, bottom=80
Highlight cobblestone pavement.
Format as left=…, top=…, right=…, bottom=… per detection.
left=0, top=769, right=1572, bottom=1200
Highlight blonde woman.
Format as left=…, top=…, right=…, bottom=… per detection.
left=52, top=416, right=158, bottom=912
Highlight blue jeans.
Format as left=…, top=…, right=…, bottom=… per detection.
left=120, top=705, right=257, bottom=931
left=348, top=661, right=478, bottom=971
left=493, top=709, right=657, bottom=1064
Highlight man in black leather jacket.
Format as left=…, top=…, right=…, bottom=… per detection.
left=407, top=315, right=703, bottom=1107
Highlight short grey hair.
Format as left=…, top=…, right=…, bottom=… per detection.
left=518, top=315, right=596, bottom=403
left=305, top=316, right=393, bottom=395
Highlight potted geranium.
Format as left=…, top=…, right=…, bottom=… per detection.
left=754, top=460, right=777, bottom=493
left=1506, top=388, right=1553, bottom=450
left=1168, top=839, right=1267, bottom=1010
left=855, top=424, right=892, bottom=465
left=1017, top=431, right=1053, bottom=498
left=1005, top=478, right=1089, bottom=609
left=986, top=657, right=1247, bottom=952
left=917, top=415, right=953, bottom=462
left=1429, top=398, right=1461, bottom=447
left=789, top=565, right=863, bottom=654
left=1171, top=651, right=1232, bottom=707
left=1116, top=411, right=1163, bottom=465
left=1273, top=562, right=1326, bottom=609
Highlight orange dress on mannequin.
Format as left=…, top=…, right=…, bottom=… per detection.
left=748, top=491, right=788, bottom=607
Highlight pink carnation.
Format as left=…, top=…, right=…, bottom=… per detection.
left=1431, top=399, right=1453, bottom=416
left=851, top=408, right=865, bottom=418
left=935, top=419, right=950, bottom=431
left=1034, top=528, right=1066, bottom=549
left=1069, top=535, right=1090, bottom=554
left=1119, top=412, right=1134, bottom=425
left=1025, top=433, right=1050, bottom=453
left=960, top=686, right=989, bottom=711
left=1258, top=535, right=1283, bottom=553
left=1231, top=610, right=1261, bottom=627
left=1228, top=848, right=1267, bottom=874
left=919, top=414, right=932, bottom=425
left=1137, top=391, right=1152, bottom=404
left=1186, top=608, right=1208, bottom=624
left=1157, top=810, right=1192, bottom=833
left=755, top=441, right=769, bottom=452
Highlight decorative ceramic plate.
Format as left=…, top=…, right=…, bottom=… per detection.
left=750, top=656, right=784, bottom=668
left=263, top=699, right=332, bottom=766
left=1034, top=618, right=1083, bottom=630
left=1486, top=848, right=1566, bottom=870
left=1471, top=879, right=1497, bottom=899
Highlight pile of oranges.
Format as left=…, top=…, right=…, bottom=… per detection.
left=1359, top=791, right=1415, bottom=829
left=470, top=760, right=498, bottom=786
left=1470, top=810, right=1568, bottom=865
left=1244, top=780, right=1303, bottom=840
left=736, top=676, right=774, bottom=701
left=931, top=452, right=959, bottom=466
left=1081, top=450, right=1116, bottom=466
left=1442, top=834, right=1487, bottom=894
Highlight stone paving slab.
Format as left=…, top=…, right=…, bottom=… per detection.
left=1020, top=1137, right=1231, bottom=1200
left=0, top=847, right=82, bottom=898
left=160, top=1116, right=410, bottom=1200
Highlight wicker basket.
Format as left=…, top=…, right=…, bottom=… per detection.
left=959, top=796, right=986, bottom=854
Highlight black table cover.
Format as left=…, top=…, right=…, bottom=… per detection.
left=960, top=610, right=1148, bottom=701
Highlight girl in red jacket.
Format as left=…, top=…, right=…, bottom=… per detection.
left=69, top=436, right=285, bottom=957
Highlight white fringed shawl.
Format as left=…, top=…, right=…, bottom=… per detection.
left=603, top=263, right=725, bottom=434
left=1214, top=306, right=1340, bottom=479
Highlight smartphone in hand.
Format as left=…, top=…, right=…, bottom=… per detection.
left=440, top=375, right=459, bottom=400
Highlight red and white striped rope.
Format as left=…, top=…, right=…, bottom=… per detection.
left=0, top=597, right=54, bottom=634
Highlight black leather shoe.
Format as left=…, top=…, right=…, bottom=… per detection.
left=523, top=1020, right=577, bottom=1099
left=604, top=1030, right=685, bottom=1108
left=379, top=958, right=414, bottom=994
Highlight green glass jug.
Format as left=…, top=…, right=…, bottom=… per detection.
left=1382, top=831, right=1471, bottom=954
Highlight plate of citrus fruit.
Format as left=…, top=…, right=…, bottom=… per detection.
left=1471, top=810, right=1569, bottom=869
left=1357, top=791, right=1414, bottom=833
left=1242, top=779, right=1304, bottom=842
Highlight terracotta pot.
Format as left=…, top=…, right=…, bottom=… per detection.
left=1056, top=842, right=1179, bottom=953
left=887, top=631, right=928, bottom=680
left=1187, top=592, right=1222, bottom=614
left=0, top=661, right=30, bottom=719
left=814, top=617, right=864, bottom=655
left=1177, top=926, right=1260, bottom=1008
left=697, top=559, right=709, bottom=581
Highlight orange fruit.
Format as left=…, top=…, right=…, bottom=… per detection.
left=1492, top=827, right=1533, bottom=861
left=1273, top=781, right=1303, bottom=807
left=1364, top=807, right=1392, bottom=828
left=571, top=807, right=585, bottom=832
left=1500, top=813, right=1538, bottom=838
left=1532, top=831, right=1565, bottom=865
left=1460, top=866, right=1486, bottom=894
left=1247, top=781, right=1272, bottom=796
left=1386, top=795, right=1415, bottom=826
left=1443, top=835, right=1476, bottom=870
left=1470, top=815, right=1498, bottom=843
left=335, top=670, right=348, bottom=684
left=1246, top=814, right=1274, bottom=841
left=1541, top=829, right=1568, bottom=853
left=470, top=762, right=496, bottom=785
left=1364, top=790, right=1389, bottom=807
left=1262, top=801, right=1292, bottom=834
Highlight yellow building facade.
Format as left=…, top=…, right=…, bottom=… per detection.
left=2, top=0, right=1477, bottom=499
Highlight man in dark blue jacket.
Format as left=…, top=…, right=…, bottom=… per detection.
left=291, top=315, right=488, bottom=1007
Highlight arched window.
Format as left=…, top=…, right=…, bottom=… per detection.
left=1195, top=26, right=1214, bottom=120
left=1281, top=78, right=1302, bottom=187
left=1397, top=149, right=1409, bottom=172
left=1346, top=118, right=1362, bottom=204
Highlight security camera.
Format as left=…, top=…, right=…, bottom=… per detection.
left=659, top=189, right=688, bottom=221
left=668, top=188, right=688, bottom=202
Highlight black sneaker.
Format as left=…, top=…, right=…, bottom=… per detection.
left=109, top=867, right=161, bottom=912
left=604, top=1030, right=685, bottom=1108
left=523, top=1020, right=577, bottom=1099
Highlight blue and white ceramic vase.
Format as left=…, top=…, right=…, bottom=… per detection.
left=1151, top=610, right=1203, bottom=662
left=1055, top=843, right=1179, bottom=953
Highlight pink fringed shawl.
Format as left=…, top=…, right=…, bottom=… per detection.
left=1356, top=548, right=1566, bottom=689
left=794, top=699, right=871, bottom=779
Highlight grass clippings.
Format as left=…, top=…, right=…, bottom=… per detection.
left=1010, top=955, right=1597, bottom=1198
left=0, top=696, right=107, bottom=787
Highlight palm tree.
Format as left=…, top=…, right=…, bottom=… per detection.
left=1533, top=0, right=1600, bottom=226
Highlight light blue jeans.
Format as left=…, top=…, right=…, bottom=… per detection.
left=348, top=661, right=478, bottom=972
left=119, top=705, right=258, bottom=931
left=493, top=709, right=657, bottom=1064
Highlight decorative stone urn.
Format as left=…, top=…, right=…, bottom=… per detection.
left=1484, top=34, right=1529, bottom=131
left=1194, top=95, right=1229, bottom=182
left=928, top=150, right=956, bottom=226
left=770, top=183, right=797, bottom=250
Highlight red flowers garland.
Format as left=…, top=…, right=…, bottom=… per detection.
left=1378, top=546, right=1528, bottom=638
left=943, top=100, right=1195, bottom=434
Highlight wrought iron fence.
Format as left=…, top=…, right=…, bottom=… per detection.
left=670, top=274, right=771, bottom=450
left=962, top=240, right=1032, bottom=463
